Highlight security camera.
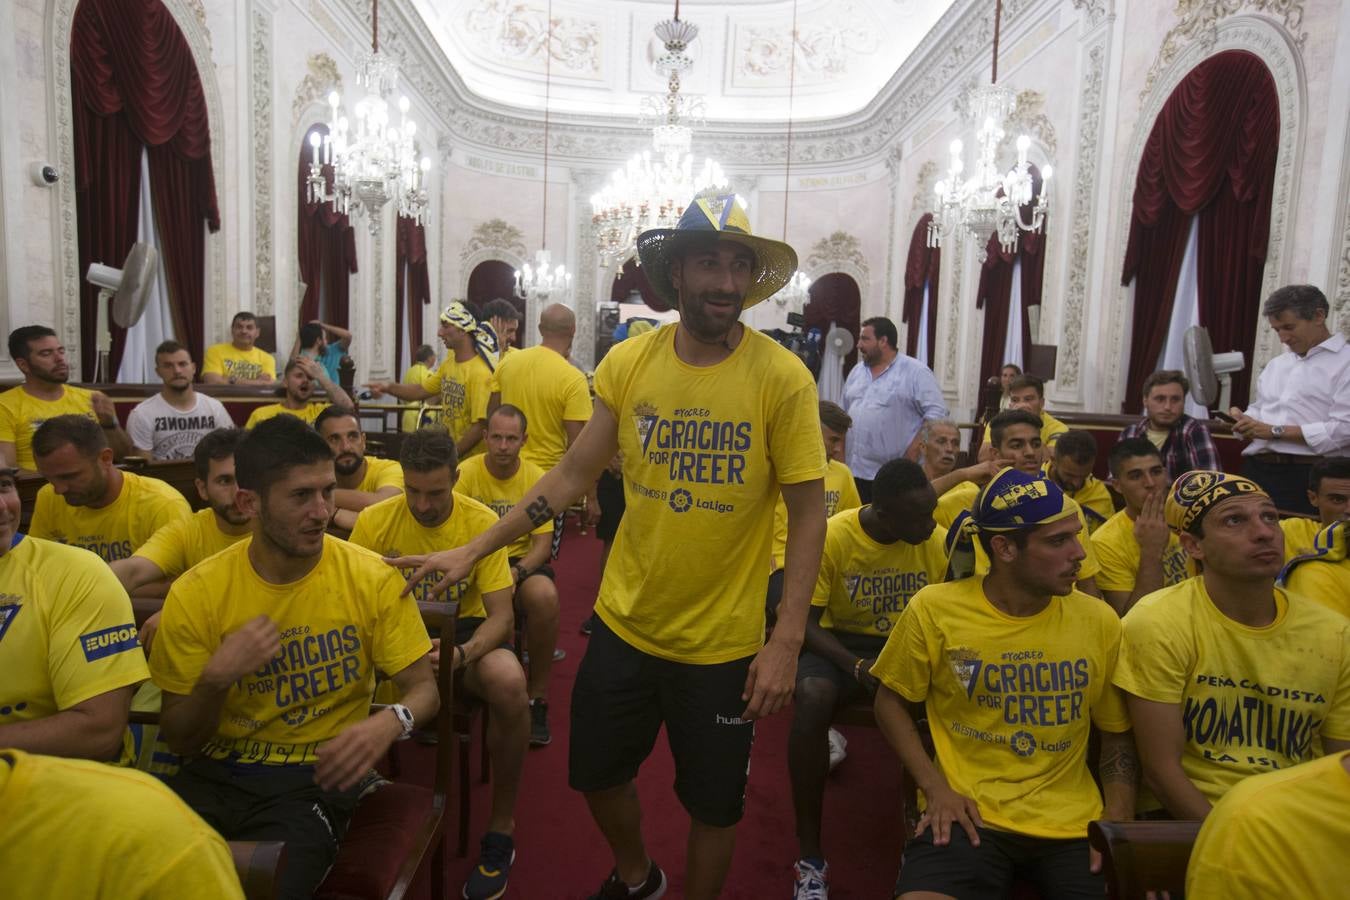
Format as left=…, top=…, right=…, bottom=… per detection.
left=29, top=163, right=59, bottom=187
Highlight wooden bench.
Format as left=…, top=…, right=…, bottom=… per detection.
left=1088, top=820, right=1201, bottom=900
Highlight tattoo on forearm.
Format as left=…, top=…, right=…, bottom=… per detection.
left=1099, top=734, right=1141, bottom=785
left=525, top=495, right=555, bottom=527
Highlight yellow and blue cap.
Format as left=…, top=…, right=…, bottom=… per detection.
left=439, top=301, right=498, bottom=371
left=944, top=467, right=1080, bottom=578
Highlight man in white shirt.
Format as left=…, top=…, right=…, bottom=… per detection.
left=841, top=316, right=948, bottom=503
left=126, top=341, right=233, bottom=460
left=1231, top=285, right=1350, bottom=515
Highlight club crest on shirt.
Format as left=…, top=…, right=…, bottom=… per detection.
left=948, top=647, right=983, bottom=698
left=632, top=401, right=658, bottom=452
left=0, top=601, right=21, bottom=644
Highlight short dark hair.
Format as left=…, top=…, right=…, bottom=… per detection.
left=481, top=299, right=521, bottom=323
left=399, top=427, right=459, bottom=474
left=1310, top=457, right=1350, bottom=493
left=1054, top=430, right=1097, bottom=466
left=978, top=526, right=1031, bottom=557
left=1142, top=369, right=1189, bottom=398
left=861, top=317, right=898, bottom=350
left=282, top=357, right=306, bottom=376
left=298, top=322, right=324, bottom=348
left=1007, top=374, right=1045, bottom=397
left=8, top=325, right=56, bottom=361
left=313, top=405, right=360, bottom=435
left=818, top=401, right=852, bottom=434
left=1001, top=363, right=1022, bottom=375
left=235, top=415, right=332, bottom=496
left=32, top=414, right=106, bottom=459
left=872, top=458, right=932, bottom=504
left=989, top=409, right=1042, bottom=448
left=414, top=344, right=436, bottom=364
left=155, top=340, right=187, bottom=360
left=193, top=427, right=245, bottom=481
left=1108, top=437, right=1163, bottom=480
left=487, top=403, right=528, bottom=434
left=231, top=312, right=258, bottom=327
left=1262, top=284, right=1329, bottom=321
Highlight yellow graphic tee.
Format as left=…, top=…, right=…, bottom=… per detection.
left=1044, top=463, right=1114, bottom=533
left=1090, top=509, right=1192, bottom=593
left=244, top=401, right=327, bottom=429
left=812, top=508, right=947, bottom=636
left=453, top=455, right=550, bottom=559
left=1281, top=522, right=1350, bottom=620
left=202, top=343, right=276, bottom=382
left=0, top=749, right=244, bottom=900
left=421, top=354, right=493, bottom=455
left=0, top=384, right=96, bottom=470
left=935, top=481, right=979, bottom=530
left=1280, top=516, right=1322, bottom=563
left=30, top=471, right=192, bottom=562
left=1115, top=578, right=1350, bottom=804
left=134, top=508, right=250, bottom=580
left=357, top=456, right=404, bottom=493
left=594, top=324, right=826, bottom=664
left=872, top=576, right=1130, bottom=839
left=490, top=344, right=593, bottom=470
left=1186, top=751, right=1350, bottom=900
left=348, top=492, right=513, bottom=618
left=149, top=537, right=431, bottom=765
left=771, top=458, right=860, bottom=571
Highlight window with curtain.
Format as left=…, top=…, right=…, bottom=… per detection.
left=297, top=123, right=358, bottom=331
left=902, top=212, right=941, bottom=367
left=975, top=166, right=1047, bottom=394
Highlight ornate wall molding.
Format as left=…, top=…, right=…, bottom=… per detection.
left=804, top=231, right=871, bottom=286
left=1070, top=0, right=1111, bottom=29
left=251, top=9, right=274, bottom=315
left=571, top=170, right=606, bottom=371
left=460, top=218, right=526, bottom=268
left=941, top=233, right=967, bottom=393
left=292, top=52, right=343, bottom=125
left=372, top=227, right=386, bottom=370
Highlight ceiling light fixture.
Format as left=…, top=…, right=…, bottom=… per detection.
left=775, top=0, right=811, bottom=313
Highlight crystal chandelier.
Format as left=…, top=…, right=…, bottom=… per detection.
left=927, top=0, right=1050, bottom=258
left=773, top=0, right=811, bottom=314
left=307, top=0, right=430, bottom=235
left=590, top=5, right=733, bottom=268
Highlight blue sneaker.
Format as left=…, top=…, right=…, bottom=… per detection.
left=463, top=832, right=515, bottom=900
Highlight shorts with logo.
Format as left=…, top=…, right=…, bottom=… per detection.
left=796, top=631, right=887, bottom=701
left=896, top=824, right=1102, bottom=899
left=569, top=617, right=755, bottom=828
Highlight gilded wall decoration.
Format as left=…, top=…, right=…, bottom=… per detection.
left=464, top=1, right=602, bottom=76
left=462, top=219, right=527, bottom=264
left=292, top=53, right=342, bottom=124
left=252, top=9, right=274, bottom=315
left=806, top=232, right=870, bottom=285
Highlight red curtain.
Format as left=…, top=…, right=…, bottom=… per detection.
left=297, top=123, right=358, bottom=327
left=902, top=213, right=941, bottom=362
left=609, top=258, right=668, bottom=312
left=71, top=0, right=219, bottom=379
left=466, top=261, right=517, bottom=316
left=803, top=273, right=861, bottom=373
left=975, top=209, right=1046, bottom=393
left=395, top=214, right=431, bottom=372
left=1120, top=50, right=1278, bottom=411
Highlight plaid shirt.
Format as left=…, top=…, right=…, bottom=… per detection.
left=1120, top=415, right=1222, bottom=478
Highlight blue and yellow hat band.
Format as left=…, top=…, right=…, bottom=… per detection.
left=1164, top=470, right=1267, bottom=534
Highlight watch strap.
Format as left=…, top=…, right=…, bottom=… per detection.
left=390, top=703, right=415, bottom=738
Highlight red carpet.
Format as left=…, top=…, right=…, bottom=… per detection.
left=402, top=523, right=906, bottom=898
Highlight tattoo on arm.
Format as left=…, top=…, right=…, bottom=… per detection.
left=525, top=495, right=555, bottom=528
left=1098, top=731, right=1141, bottom=785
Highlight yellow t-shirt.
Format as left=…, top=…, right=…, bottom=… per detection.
left=244, top=401, right=327, bottom=429
left=148, top=537, right=431, bottom=765
left=771, top=458, right=861, bottom=570
left=982, top=411, right=1069, bottom=450
left=0, top=749, right=244, bottom=900
left=421, top=353, right=494, bottom=455
left=133, top=508, right=250, bottom=580
left=202, top=342, right=276, bottom=382
left=594, top=324, right=826, bottom=664
left=1114, top=577, right=1350, bottom=805
left=30, top=471, right=192, bottom=562
left=1186, top=751, right=1350, bottom=900
left=1280, top=516, right=1322, bottom=563
left=400, top=362, right=432, bottom=433
left=812, top=508, right=948, bottom=636
left=935, top=481, right=979, bottom=530
left=357, top=456, right=405, bottom=493
left=1090, top=508, right=1192, bottom=593
left=0, top=537, right=148, bottom=762
left=348, top=492, right=513, bottom=619
left=453, top=455, right=551, bottom=560
left=1281, top=521, right=1350, bottom=620
left=0, top=384, right=96, bottom=470
left=1045, top=464, right=1114, bottom=534
left=490, top=345, right=593, bottom=471
left=872, top=576, right=1130, bottom=839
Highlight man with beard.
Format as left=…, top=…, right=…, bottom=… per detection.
left=126, top=341, right=233, bottom=460
left=243, top=355, right=352, bottom=429
left=1044, top=430, right=1114, bottom=533
left=481, top=298, right=523, bottom=358
left=314, top=406, right=404, bottom=532
left=202, top=311, right=277, bottom=386
left=29, top=415, right=191, bottom=562
left=1, top=325, right=131, bottom=470
left=841, top=316, right=948, bottom=503
left=1118, top=370, right=1221, bottom=479
left=386, top=193, right=827, bottom=900
left=921, top=417, right=999, bottom=497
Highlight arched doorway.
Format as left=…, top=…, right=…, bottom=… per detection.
left=466, top=260, right=524, bottom=347
left=803, top=273, right=862, bottom=373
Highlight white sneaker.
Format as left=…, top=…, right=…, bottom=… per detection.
left=827, top=727, right=848, bottom=771
left=793, top=858, right=829, bottom=900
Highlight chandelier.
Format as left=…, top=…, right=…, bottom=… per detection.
left=773, top=0, right=811, bottom=314
left=590, top=5, right=733, bottom=267
left=927, top=0, right=1050, bottom=258
left=307, top=0, right=430, bottom=235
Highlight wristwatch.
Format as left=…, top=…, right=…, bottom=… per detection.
left=1271, top=425, right=1286, bottom=439
left=389, top=703, right=415, bottom=739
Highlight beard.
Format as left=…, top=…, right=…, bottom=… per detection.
left=680, top=291, right=744, bottom=343
left=334, top=453, right=364, bottom=477
left=212, top=500, right=250, bottom=526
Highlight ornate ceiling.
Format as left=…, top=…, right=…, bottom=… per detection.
left=408, top=0, right=959, bottom=123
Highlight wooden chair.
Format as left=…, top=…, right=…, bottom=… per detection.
left=1088, top=820, right=1201, bottom=900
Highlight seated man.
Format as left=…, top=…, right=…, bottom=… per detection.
left=202, top=311, right=277, bottom=385
left=453, top=405, right=560, bottom=748
left=1119, top=369, right=1221, bottom=478
left=921, top=417, right=999, bottom=499
left=1045, top=430, right=1114, bottom=533
left=126, top=340, right=233, bottom=460
left=1279, top=520, right=1349, bottom=619
left=149, top=416, right=438, bottom=900
left=873, top=467, right=1136, bottom=900
left=1279, top=456, right=1350, bottom=560
left=30, top=414, right=191, bottom=561
left=314, top=406, right=404, bottom=531
left=244, top=356, right=352, bottom=429
left=0, top=464, right=148, bottom=762
left=349, top=427, right=526, bottom=900
left=1114, top=471, right=1350, bottom=819
left=293, top=319, right=352, bottom=382
left=979, top=373, right=1067, bottom=460
left=1091, top=439, right=1191, bottom=616
left=788, top=459, right=947, bottom=898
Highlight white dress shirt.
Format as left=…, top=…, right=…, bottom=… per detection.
left=841, top=353, right=949, bottom=480
left=1243, top=331, right=1350, bottom=457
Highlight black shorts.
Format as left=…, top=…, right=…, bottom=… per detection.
left=797, top=631, right=888, bottom=701
left=456, top=616, right=514, bottom=653
left=508, top=556, right=556, bottom=583
left=595, top=469, right=626, bottom=541
left=569, top=617, right=755, bottom=828
left=896, top=825, right=1102, bottom=899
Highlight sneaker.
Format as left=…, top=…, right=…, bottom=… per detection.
left=529, top=699, right=551, bottom=747
left=463, top=832, right=515, bottom=900
left=580, top=614, right=595, bottom=636
left=827, top=727, right=848, bottom=771
left=588, top=860, right=667, bottom=899
left=793, top=858, right=829, bottom=899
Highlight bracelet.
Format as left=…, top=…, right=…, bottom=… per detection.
left=853, top=658, right=865, bottom=681
left=455, top=643, right=468, bottom=670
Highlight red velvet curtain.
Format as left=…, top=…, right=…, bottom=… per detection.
left=803, top=273, right=861, bottom=373
left=609, top=257, right=668, bottom=312
left=297, top=123, right=358, bottom=327
left=1120, top=50, right=1278, bottom=411
left=466, top=261, right=517, bottom=316
left=71, top=0, right=219, bottom=379
left=975, top=208, right=1045, bottom=393
left=902, top=213, right=941, bottom=362
left=395, top=214, right=430, bottom=372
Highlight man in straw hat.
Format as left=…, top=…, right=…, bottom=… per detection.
left=1113, top=470, right=1350, bottom=819
left=387, top=192, right=827, bottom=899
left=873, top=466, right=1137, bottom=899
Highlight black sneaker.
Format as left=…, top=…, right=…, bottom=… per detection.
left=588, top=860, right=667, bottom=899
left=529, top=699, right=551, bottom=747
left=463, top=831, right=515, bottom=900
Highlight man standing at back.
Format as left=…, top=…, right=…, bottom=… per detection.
left=1119, top=370, right=1221, bottom=478
left=202, top=312, right=276, bottom=385
left=389, top=193, right=827, bottom=900
left=127, top=341, right=233, bottom=460
left=841, top=316, right=948, bottom=503
left=292, top=320, right=352, bottom=382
